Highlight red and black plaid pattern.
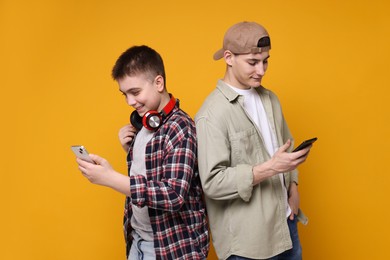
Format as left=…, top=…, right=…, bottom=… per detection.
left=124, top=105, right=209, bottom=259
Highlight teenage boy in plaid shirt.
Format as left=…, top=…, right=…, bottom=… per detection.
left=75, top=45, right=209, bottom=260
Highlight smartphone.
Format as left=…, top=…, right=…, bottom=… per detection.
left=292, top=137, right=317, bottom=152
left=71, top=145, right=95, bottom=163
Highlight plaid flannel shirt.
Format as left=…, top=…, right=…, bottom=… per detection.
left=123, top=104, right=209, bottom=259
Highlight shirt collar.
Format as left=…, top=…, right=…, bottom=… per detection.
left=216, top=80, right=240, bottom=102
left=216, top=79, right=267, bottom=102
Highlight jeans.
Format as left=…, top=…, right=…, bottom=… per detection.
left=128, top=231, right=156, bottom=260
left=227, top=216, right=302, bottom=260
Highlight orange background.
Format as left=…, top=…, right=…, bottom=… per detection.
left=1, top=0, right=389, bottom=259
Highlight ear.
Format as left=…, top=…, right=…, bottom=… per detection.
left=154, top=75, right=165, bottom=92
left=223, top=50, right=234, bottom=66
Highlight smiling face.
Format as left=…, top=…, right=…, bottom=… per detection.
left=118, top=73, right=165, bottom=117
left=223, top=50, right=270, bottom=89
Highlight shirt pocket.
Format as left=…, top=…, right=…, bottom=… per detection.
left=229, top=126, right=265, bottom=166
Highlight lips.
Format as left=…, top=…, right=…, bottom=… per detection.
left=134, top=105, right=144, bottom=111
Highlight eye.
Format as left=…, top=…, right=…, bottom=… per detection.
left=131, top=91, right=140, bottom=96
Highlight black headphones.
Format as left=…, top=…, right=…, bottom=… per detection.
left=130, top=94, right=177, bottom=131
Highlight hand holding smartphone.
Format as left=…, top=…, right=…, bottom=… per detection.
left=71, top=145, right=95, bottom=164
left=292, top=137, right=317, bottom=152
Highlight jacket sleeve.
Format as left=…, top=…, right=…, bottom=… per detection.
left=196, top=115, right=254, bottom=202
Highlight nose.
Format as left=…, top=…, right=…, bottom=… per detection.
left=256, top=63, right=265, bottom=76
left=126, top=95, right=136, bottom=106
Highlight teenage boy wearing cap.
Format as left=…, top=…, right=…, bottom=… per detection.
left=195, top=22, right=312, bottom=260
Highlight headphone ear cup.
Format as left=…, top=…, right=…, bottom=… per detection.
left=130, top=111, right=143, bottom=131
left=143, top=111, right=161, bottom=131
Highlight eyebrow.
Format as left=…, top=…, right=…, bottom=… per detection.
left=119, top=87, right=141, bottom=94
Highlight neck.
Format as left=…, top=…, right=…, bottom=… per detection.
left=158, top=92, right=172, bottom=112
left=223, top=73, right=251, bottom=90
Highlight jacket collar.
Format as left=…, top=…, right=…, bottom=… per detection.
left=216, top=80, right=240, bottom=102
left=216, top=79, right=267, bottom=102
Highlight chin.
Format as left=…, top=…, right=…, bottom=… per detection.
left=249, top=80, right=261, bottom=87
left=135, top=110, right=144, bottom=117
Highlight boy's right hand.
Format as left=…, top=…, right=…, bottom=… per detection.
left=118, top=124, right=137, bottom=152
left=252, top=140, right=312, bottom=185
left=268, top=139, right=312, bottom=174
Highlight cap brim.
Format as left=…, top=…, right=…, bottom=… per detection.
left=213, top=49, right=224, bottom=60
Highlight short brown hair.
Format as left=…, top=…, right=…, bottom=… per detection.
left=111, top=45, right=166, bottom=85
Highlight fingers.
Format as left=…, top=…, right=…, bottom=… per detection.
left=279, top=139, right=292, bottom=152
left=121, top=137, right=133, bottom=146
left=119, top=134, right=134, bottom=143
left=119, top=124, right=137, bottom=145
left=76, top=158, right=90, bottom=176
left=292, top=145, right=312, bottom=161
left=89, top=153, right=109, bottom=167
left=76, top=157, right=92, bottom=167
left=288, top=202, right=298, bottom=221
left=89, top=153, right=99, bottom=162
left=270, top=142, right=310, bottom=174
left=76, top=155, right=109, bottom=184
left=289, top=206, right=299, bottom=220
left=119, top=124, right=137, bottom=136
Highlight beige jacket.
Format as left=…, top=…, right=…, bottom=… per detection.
left=195, top=80, right=308, bottom=260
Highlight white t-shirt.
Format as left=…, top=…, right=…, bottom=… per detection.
left=130, top=127, right=154, bottom=241
left=229, top=85, right=292, bottom=217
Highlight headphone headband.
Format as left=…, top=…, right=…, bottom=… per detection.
left=161, top=94, right=176, bottom=116
left=130, top=94, right=177, bottom=131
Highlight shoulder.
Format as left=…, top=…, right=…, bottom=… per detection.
left=161, top=108, right=196, bottom=137
left=256, top=85, right=283, bottom=107
left=195, top=87, right=233, bottom=122
left=170, top=108, right=195, bottom=127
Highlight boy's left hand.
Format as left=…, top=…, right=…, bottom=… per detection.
left=76, top=154, right=114, bottom=186
left=288, top=182, right=300, bottom=220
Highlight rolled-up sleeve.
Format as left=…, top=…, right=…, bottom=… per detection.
left=196, top=115, right=254, bottom=202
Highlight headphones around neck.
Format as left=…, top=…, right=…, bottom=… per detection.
left=130, top=94, right=176, bottom=131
